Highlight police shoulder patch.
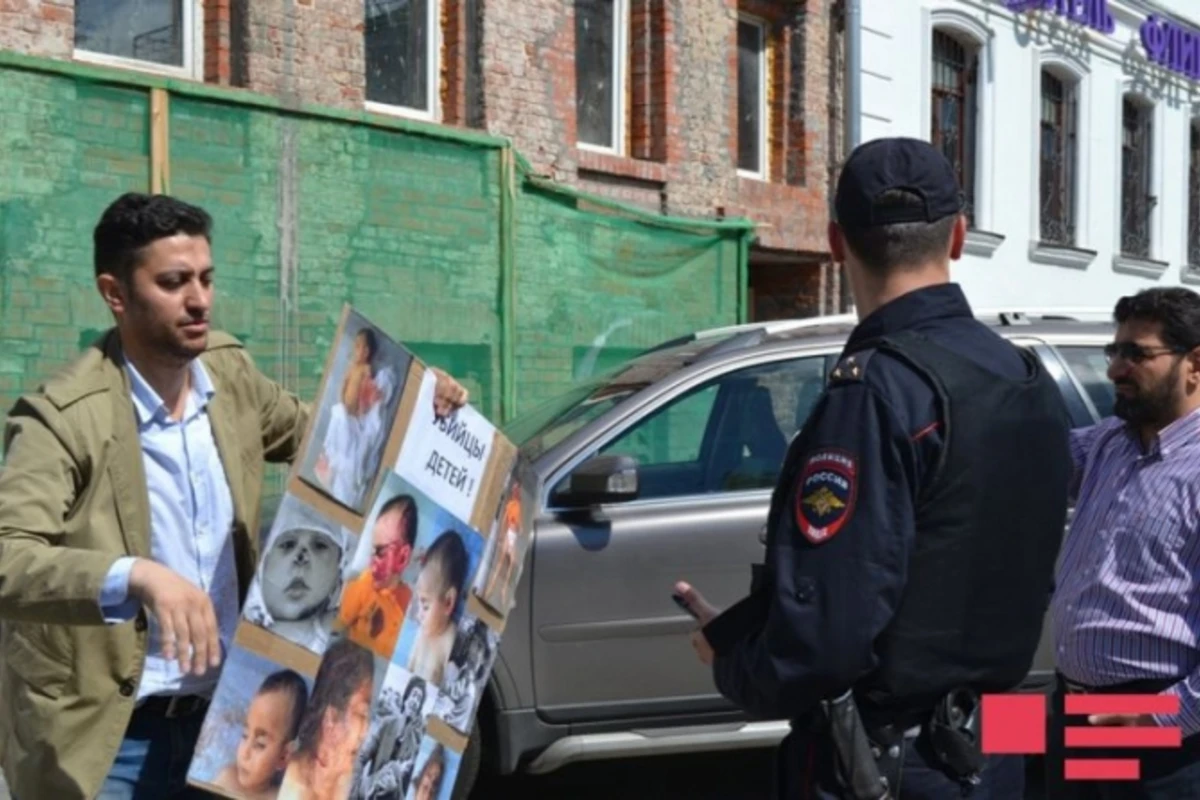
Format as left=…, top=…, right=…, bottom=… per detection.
left=794, top=448, right=858, bottom=545
left=828, top=349, right=875, bottom=385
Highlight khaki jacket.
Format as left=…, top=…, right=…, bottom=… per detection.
left=0, top=329, right=310, bottom=800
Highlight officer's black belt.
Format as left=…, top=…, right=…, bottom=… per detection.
left=1059, top=673, right=1180, bottom=696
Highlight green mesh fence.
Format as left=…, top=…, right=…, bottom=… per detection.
left=0, top=54, right=754, bottom=510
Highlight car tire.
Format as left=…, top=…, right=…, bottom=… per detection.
left=451, top=721, right=484, bottom=800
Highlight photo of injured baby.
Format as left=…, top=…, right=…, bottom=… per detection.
left=349, top=665, right=436, bottom=800
left=338, top=476, right=423, bottom=661
left=430, top=614, right=499, bottom=734
left=189, top=645, right=314, bottom=800
left=278, top=638, right=376, bottom=800
left=471, top=477, right=527, bottom=616
left=297, top=311, right=412, bottom=514
left=244, top=494, right=354, bottom=655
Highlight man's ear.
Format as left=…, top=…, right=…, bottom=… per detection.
left=948, top=214, right=968, bottom=261
left=827, top=220, right=847, bottom=263
left=96, top=273, right=127, bottom=315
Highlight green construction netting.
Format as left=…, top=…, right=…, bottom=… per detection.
left=0, top=60, right=752, bottom=508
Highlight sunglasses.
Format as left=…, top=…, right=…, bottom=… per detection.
left=1102, top=341, right=1189, bottom=364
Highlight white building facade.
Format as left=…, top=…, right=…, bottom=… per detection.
left=857, top=0, right=1200, bottom=310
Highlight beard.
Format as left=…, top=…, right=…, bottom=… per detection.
left=1114, top=361, right=1182, bottom=429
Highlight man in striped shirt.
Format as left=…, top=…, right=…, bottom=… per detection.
left=1048, top=286, right=1200, bottom=798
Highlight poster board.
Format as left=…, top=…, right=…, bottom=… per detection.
left=188, top=306, right=534, bottom=800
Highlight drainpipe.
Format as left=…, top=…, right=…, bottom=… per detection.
left=844, top=0, right=862, bottom=155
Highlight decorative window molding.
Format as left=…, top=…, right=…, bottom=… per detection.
left=923, top=8, right=997, bottom=237
left=1030, top=50, right=1090, bottom=254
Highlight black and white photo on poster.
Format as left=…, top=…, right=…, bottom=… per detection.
left=431, top=614, right=499, bottom=734
left=243, top=494, right=355, bottom=655
left=349, top=663, right=437, bottom=800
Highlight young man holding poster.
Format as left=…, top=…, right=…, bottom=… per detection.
left=0, top=192, right=468, bottom=800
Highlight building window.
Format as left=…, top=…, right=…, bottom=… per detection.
left=1189, top=125, right=1200, bottom=267
left=930, top=30, right=978, bottom=225
left=1120, top=97, right=1154, bottom=259
left=74, top=0, right=196, bottom=74
left=576, top=0, right=628, bottom=153
left=1039, top=71, right=1077, bottom=246
left=737, top=16, right=768, bottom=176
left=365, top=0, right=439, bottom=118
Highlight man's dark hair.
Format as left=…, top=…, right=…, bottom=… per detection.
left=294, top=638, right=373, bottom=758
left=1114, top=287, right=1200, bottom=352
left=93, top=192, right=213, bottom=283
left=378, top=494, right=418, bottom=547
left=839, top=189, right=959, bottom=274
left=257, top=668, right=310, bottom=742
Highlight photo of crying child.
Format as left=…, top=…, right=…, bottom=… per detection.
left=213, top=670, right=310, bottom=800
left=244, top=494, right=353, bottom=655
left=392, top=521, right=484, bottom=690
left=188, top=646, right=314, bottom=800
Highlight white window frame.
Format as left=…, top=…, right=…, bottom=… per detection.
left=364, top=0, right=442, bottom=123
left=576, top=0, right=629, bottom=155
left=735, top=13, right=769, bottom=180
left=73, top=0, right=204, bottom=81
left=1111, top=82, right=1166, bottom=277
left=921, top=9, right=999, bottom=256
left=1027, top=51, right=1095, bottom=270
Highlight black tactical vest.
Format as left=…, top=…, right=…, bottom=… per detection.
left=846, top=329, right=1072, bottom=727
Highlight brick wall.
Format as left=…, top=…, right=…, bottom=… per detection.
left=2, top=0, right=838, bottom=257
left=479, top=0, right=840, bottom=257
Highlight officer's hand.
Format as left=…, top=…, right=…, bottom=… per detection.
left=673, top=580, right=719, bottom=625
left=128, top=559, right=222, bottom=677
left=431, top=368, right=469, bottom=417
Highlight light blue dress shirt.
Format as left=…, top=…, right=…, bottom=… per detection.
left=99, top=358, right=238, bottom=701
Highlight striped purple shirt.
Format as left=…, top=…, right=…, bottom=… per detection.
left=1050, top=408, right=1200, bottom=735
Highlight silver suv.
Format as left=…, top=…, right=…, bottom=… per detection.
left=456, top=310, right=1116, bottom=797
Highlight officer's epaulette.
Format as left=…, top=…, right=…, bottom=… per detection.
left=828, top=349, right=875, bottom=384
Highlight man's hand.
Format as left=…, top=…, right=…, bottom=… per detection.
left=1088, top=713, right=1160, bottom=727
left=128, top=559, right=222, bottom=676
left=431, top=368, right=469, bottom=417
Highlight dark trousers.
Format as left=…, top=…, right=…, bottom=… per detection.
left=779, top=727, right=1025, bottom=799
left=1044, top=678, right=1200, bottom=800
left=97, top=700, right=215, bottom=800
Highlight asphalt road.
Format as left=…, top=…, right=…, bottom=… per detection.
left=472, top=751, right=1050, bottom=799
left=472, top=748, right=777, bottom=798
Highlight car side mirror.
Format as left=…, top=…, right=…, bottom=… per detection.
left=555, top=454, right=640, bottom=508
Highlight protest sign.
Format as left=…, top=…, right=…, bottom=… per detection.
left=188, top=305, right=529, bottom=800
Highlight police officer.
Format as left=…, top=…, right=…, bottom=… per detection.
left=676, top=137, right=1073, bottom=799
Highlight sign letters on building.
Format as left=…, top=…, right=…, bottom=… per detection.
left=1004, top=0, right=1116, bottom=35
left=1141, top=15, right=1200, bottom=81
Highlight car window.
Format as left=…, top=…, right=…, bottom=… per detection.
left=1056, top=346, right=1115, bottom=419
left=593, top=356, right=829, bottom=501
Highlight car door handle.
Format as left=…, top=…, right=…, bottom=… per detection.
left=758, top=524, right=768, bottom=545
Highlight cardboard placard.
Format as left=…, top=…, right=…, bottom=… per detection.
left=188, top=305, right=531, bottom=800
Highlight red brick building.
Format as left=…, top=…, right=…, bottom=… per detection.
left=2, top=0, right=846, bottom=320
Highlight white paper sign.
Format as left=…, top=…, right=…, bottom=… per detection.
left=393, top=370, right=495, bottom=525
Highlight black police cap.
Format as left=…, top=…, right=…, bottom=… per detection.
left=834, top=137, right=965, bottom=228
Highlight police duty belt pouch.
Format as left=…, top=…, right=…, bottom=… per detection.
left=927, top=688, right=986, bottom=780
